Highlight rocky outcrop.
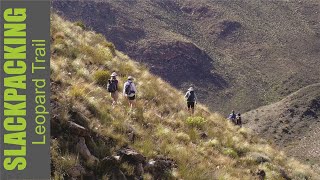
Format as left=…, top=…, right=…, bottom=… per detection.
left=67, top=165, right=86, bottom=179
left=77, top=137, right=99, bottom=166
left=247, top=152, right=271, bottom=164
left=256, top=169, right=266, bottom=180
left=68, top=121, right=89, bottom=137
left=145, top=156, right=176, bottom=179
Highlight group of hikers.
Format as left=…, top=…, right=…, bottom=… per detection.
left=106, top=72, right=242, bottom=126
left=106, top=71, right=198, bottom=114
left=106, top=72, right=137, bottom=109
left=228, top=110, right=242, bottom=127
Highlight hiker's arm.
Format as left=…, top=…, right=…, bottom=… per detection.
left=116, top=80, right=118, bottom=90
left=123, top=83, right=126, bottom=95
left=195, top=93, right=198, bottom=103
left=132, top=83, right=137, bottom=93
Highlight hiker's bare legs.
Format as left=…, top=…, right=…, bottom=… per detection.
left=127, top=99, right=135, bottom=111
left=187, top=107, right=194, bottom=116
left=111, top=91, right=118, bottom=107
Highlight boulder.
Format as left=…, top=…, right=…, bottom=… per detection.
left=280, top=169, right=291, bottom=180
left=100, top=156, right=120, bottom=173
left=67, top=164, right=86, bottom=178
left=118, top=147, right=146, bottom=164
left=256, top=169, right=266, bottom=180
left=77, top=137, right=99, bottom=166
left=145, top=156, right=176, bottom=179
left=200, top=132, right=208, bottom=139
left=247, top=152, right=271, bottom=164
left=68, top=121, right=89, bottom=136
left=111, top=169, right=127, bottom=180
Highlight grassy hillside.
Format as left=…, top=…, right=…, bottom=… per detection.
left=243, top=83, right=320, bottom=172
left=52, top=0, right=320, bottom=114
left=50, top=14, right=319, bottom=179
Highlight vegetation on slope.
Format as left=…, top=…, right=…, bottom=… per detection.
left=50, top=14, right=319, bottom=180
left=52, top=0, right=320, bottom=114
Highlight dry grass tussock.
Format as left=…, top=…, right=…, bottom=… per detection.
left=50, top=14, right=319, bottom=179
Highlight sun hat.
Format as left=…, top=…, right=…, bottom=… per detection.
left=128, top=76, right=134, bottom=80
left=111, top=72, right=117, bottom=77
left=188, top=87, right=194, bottom=91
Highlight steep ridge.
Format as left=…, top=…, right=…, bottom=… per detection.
left=52, top=0, right=320, bottom=114
left=50, top=14, right=319, bottom=179
left=243, top=83, right=320, bottom=172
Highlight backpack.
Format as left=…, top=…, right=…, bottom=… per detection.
left=107, top=80, right=117, bottom=92
left=125, top=81, right=135, bottom=95
left=229, top=113, right=236, bottom=120
left=186, top=91, right=195, bottom=102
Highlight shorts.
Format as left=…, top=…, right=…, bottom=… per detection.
left=236, top=118, right=242, bottom=125
left=128, top=95, right=136, bottom=101
left=187, top=102, right=195, bottom=109
left=110, top=91, right=118, bottom=99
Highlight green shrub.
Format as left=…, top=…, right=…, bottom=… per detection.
left=93, top=70, right=110, bottom=86
left=222, top=148, right=238, bottom=159
left=74, top=21, right=86, bottom=30
left=186, top=116, right=207, bottom=128
left=52, top=43, right=78, bottom=60
left=176, top=132, right=191, bottom=143
left=102, top=41, right=116, bottom=56
left=79, top=44, right=112, bottom=64
left=205, top=138, right=220, bottom=147
left=69, top=85, right=87, bottom=99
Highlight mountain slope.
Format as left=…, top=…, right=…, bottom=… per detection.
left=243, top=83, right=320, bottom=172
left=52, top=0, right=320, bottom=114
left=50, top=14, right=319, bottom=179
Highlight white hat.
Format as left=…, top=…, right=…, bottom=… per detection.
left=188, top=87, right=194, bottom=91
left=111, top=72, right=117, bottom=77
left=128, top=76, right=134, bottom=80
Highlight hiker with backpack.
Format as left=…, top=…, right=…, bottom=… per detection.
left=123, top=76, right=137, bottom=110
left=236, top=113, right=242, bottom=127
left=185, top=87, right=197, bottom=115
left=107, top=72, right=119, bottom=107
left=228, top=110, right=236, bottom=124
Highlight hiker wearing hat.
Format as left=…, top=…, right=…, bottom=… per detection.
left=228, top=110, right=237, bottom=124
left=107, top=72, right=119, bottom=107
left=236, top=113, right=242, bottom=127
left=185, top=87, right=198, bottom=115
left=123, top=76, right=137, bottom=109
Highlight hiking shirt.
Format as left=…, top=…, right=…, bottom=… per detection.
left=185, top=90, right=197, bottom=102
left=123, top=80, right=137, bottom=97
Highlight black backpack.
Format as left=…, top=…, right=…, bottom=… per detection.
left=107, top=80, right=117, bottom=92
left=187, top=91, right=195, bottom=102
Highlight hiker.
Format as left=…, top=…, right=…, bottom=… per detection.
left=107, top=72, right=119, bottom=107
left=236, top=113, right=242, bottom=127
left=228, top=110, right=236, bottom=124
left=185, top=87, right=197, bottom=115
left=123, top=76, right=137, bottom=110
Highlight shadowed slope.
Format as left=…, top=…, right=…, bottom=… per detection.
left=243, top=83, right=320, bottom=172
